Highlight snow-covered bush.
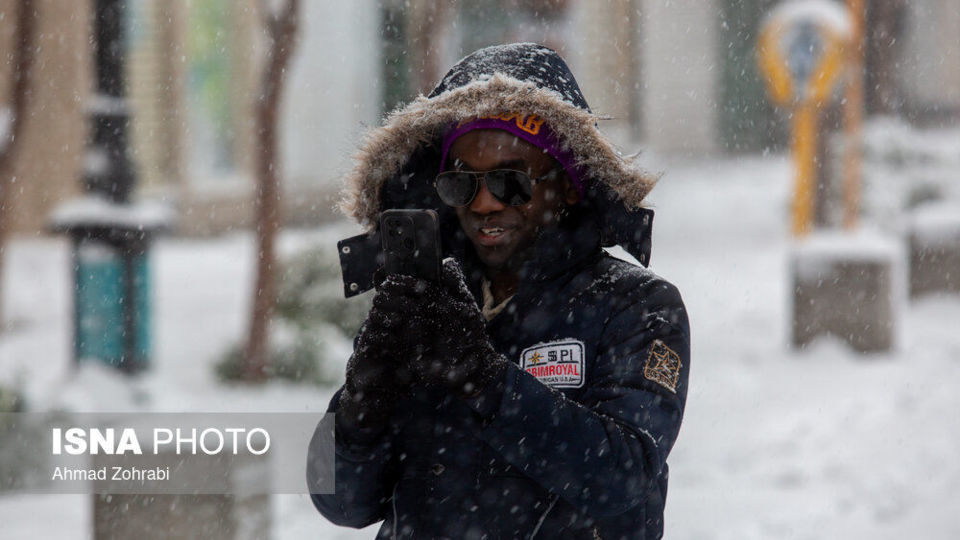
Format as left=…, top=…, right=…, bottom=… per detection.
left=856, top=117, right=960, bottom=229
left=214, top=333, right=337, bottom=386
left=0, top=383, right=24, bottom=413
left=275, top=244, right=372, bottom=337
left=0, top=383, right=46, bottom=492
left=215, top=241, right=370, bottom=386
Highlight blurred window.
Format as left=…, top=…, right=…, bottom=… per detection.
left=718, top=0, right=786, bottom=153
left=186, top=0, right=238, bottom=179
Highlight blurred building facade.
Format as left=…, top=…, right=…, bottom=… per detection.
left=0, top=0, right=89, bottom=235
left=0, top=0, right=380, bottom=235
left=1, top=0, right=957, bottom=235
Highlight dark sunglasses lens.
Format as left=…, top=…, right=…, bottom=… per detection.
left=485, top=170, right=533, bottom=206
left=436, top=172, right=477, bottom=206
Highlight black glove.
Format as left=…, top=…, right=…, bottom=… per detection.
left=376, top=259, right=510, bottom=399
left=337, top=296, right=411, bottom=443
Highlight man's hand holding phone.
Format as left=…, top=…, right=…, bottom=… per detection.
left=337, top=209, right=440, bottom=444
left=371, top=259, right=509, bottom=400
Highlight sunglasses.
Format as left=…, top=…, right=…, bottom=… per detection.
left=434, top=168, right=560, bottom=207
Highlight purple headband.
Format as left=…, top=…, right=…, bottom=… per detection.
left=439, top=114, right=585, bottom=197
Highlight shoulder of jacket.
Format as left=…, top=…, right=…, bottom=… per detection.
left=579, top=253, right=685, bottom=313
left=591, top=253, right=673, bottom=289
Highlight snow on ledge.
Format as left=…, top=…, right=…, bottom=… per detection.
left=49, top=194, right=176, bottom=231
left=790, top=229, right=903, bottom=263
left=766, top=0, right=853, bottom=39
left=909, top=202, right=960, bottom=242
left=789, top=229, right=908, bottom=351
left=789, top=229, right=907, bottom=306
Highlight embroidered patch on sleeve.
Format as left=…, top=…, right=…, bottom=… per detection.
left=643, top=340, right=681, bottom=393
left=519, top=339, right=585, bottom=388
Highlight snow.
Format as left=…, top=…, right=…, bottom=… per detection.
left=3, top=155, right=960, bottom=538
left=909, top=201, right=960, bottom=243
left=82, top=148, right=109, bottom=178
left=787, top=229, right=907, bottom=318
left=859, top=118, right=960, bottom=231
left=48, top=194, right=177, bottom=232
left=791, top=229, right=904, bottom=265
left=86, top=93, right=129, bottom=116
left=766, top=0, right=853, bottom=39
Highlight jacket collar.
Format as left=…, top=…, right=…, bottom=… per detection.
left=459, top=202, right=652, bottom=298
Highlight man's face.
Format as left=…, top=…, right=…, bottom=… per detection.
left=447, top=129, right=580, bottom=273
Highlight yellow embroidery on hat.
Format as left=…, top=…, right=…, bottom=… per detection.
left=643, top=340, right=681, bottom=393
left=461, top=113, right=546, bottom=136
left=516, top=114, right=545, bottom=135
left=492, top=112, right=521, bottom=123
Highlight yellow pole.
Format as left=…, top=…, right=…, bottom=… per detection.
left=843, top=0, right=865, bottom=229
left=792, top=103, right=818, bottom=236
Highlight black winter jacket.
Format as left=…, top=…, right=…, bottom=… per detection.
left=308, top=43, right=690, bottom=539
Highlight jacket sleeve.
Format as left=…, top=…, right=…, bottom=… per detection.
left=308, top=387, right=399, bottom=528
left=463, top=278, right=690, bottom=518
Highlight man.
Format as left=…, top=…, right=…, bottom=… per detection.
left=308, top=43, right=690, bottom=539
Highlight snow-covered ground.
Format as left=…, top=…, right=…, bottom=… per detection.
left=2, top=154, right=959, bottom=539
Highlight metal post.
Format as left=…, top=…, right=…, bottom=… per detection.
left=792, top=103, right=818, bottom=236
left=87, top=0, right=134, bottom=202
left=843, top=0, right=865, bottom=230
left=50, top=0, right=172, bottom=374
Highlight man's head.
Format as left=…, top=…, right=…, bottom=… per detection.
left=444, top=128, right=580, bottom=273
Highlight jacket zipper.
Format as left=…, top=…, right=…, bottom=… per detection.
left=528, top=493, right=559, bottom=539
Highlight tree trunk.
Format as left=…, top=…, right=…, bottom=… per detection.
left=408, top=0, right=451, bottom=95
left=0, top=0, right=37, bottom=329
left=243, top=0, right=300, bottom=381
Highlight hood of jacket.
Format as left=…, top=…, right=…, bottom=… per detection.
left=335, top=43, right=658, bottom=297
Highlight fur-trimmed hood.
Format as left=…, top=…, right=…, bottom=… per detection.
left=339, top=43, right=656, bottom=229
left=335, top=43, right=658, bottom=297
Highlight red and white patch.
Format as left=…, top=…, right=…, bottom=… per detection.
left=520, top=339, right=585, bottom=388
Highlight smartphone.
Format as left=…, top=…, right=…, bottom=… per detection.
left=379, top=209, right=441, bottom=283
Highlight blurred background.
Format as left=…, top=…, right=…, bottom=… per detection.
left=0, top=0, right=958, bottom=539
left=1, top=0, right=955, bottom=237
